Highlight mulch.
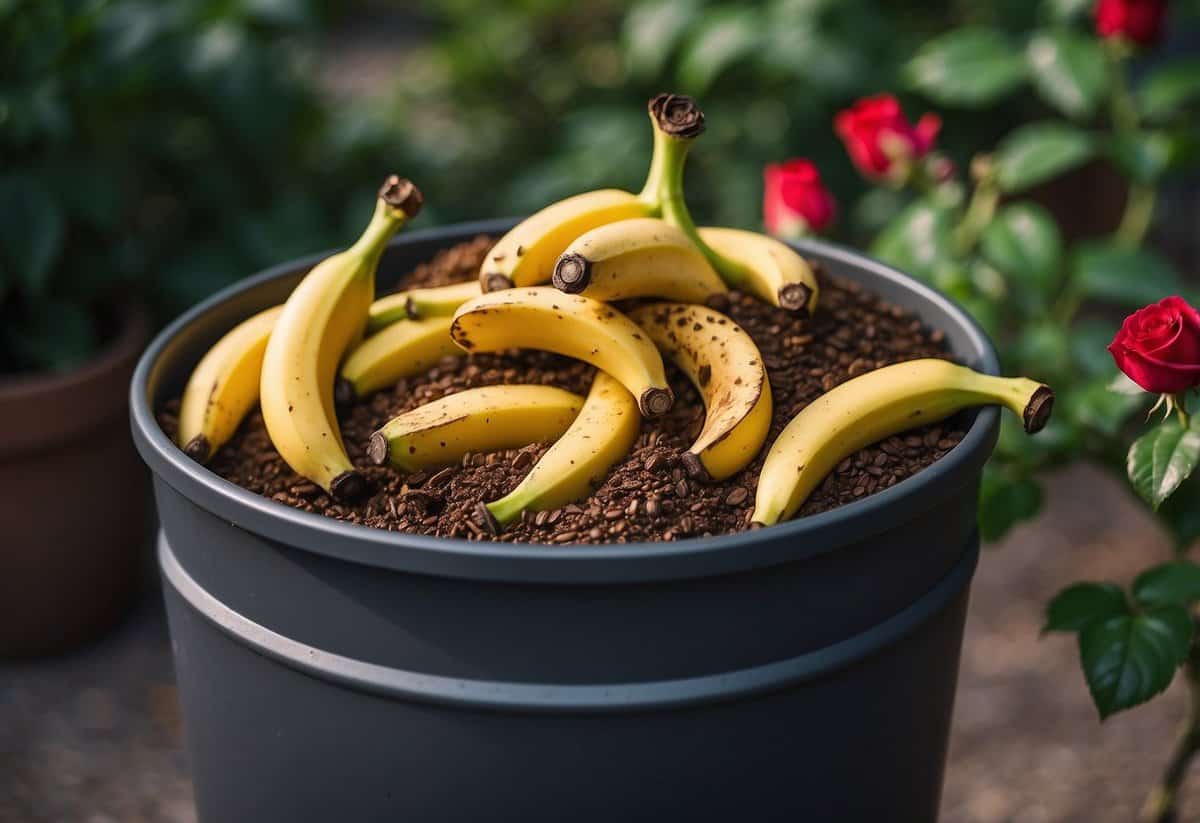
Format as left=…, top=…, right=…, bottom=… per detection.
left=157, top=236, right=964, bottom=544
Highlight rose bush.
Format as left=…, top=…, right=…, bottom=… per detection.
left=1109, top=297, right=1200, bottom=394
left=1096, top=0, right=1169, bottom=45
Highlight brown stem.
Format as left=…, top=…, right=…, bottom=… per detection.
left=1141, top=619, right=1200, bottom=823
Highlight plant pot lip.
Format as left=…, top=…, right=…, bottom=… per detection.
left=0, top=302, right=150, bottom=402
left=131, top=218, right=1000, bottom=585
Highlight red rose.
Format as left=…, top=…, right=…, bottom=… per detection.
left=1095, top=0, right=1167, bottom=46
left=763, top=159, right=836, bottom=237
left=834, top=94, right=941, bottom=180
left=1108, top=296, right=1200, bottom=394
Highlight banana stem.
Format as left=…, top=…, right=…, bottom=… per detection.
left=637, top=116, right=754, bottom=289
left=349, top=176, right=424, bottom=265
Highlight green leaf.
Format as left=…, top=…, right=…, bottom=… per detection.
left=869, top=198, right=954, bottom=280
left=1072, top=242, right=1186, bottom=307
left=1108, top=131, right=1178, bottom=183
left=980, top=203, right=1062, bottom=290
left=1071, top=318, right=1122, bottom=376
left=1134, top=563, right=1200, bottom=607
left=993, top=123, right=1097, bottom=193
left=1063, top=376, right=1143, bottom=436
left=1009, top=321, right=1071, bottom=376
left=677, top=7, right=760, bottom=93
left=903, top=27, right=1027, bottom=107
left=1027, top=30, right=1108, bottom=119
left=1158, top=472, right=1200, bottom=550
left=1042, top=0, right=1095, bottom=21
left=0, top=173, right=65, bottom=294
left=1139, top=59, right=1200, bottom=120
left=1079, top=605, right=1192, bottom=719
left=979, top=464, right=1044, bottom=542
left=1045, top=582, right=1128, bottom=632
left=622, top=0, right=698, bottom=80
left=1127, top=417, right=1200, bottom=510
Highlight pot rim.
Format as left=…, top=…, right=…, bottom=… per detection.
left=131, top=218, right=1000, bottom=585
left=0, top=302, right=150, bottom=401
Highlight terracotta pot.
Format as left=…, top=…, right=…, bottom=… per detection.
left=0, top=305, right=152, bottom=657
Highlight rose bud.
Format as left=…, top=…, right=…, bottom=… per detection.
left=834, top=94, right=941, bottom=183
left=763, top=159, right=837, bottom=237
left=1095, top=0, right=1168, bottom=47
left=1108, top=296, right=1200, bottom=394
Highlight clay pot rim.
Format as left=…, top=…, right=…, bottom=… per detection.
left=0, top=303, right=151, bottom=402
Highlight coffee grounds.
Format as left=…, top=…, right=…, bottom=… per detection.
left=157, top=236, right=965, bottom=544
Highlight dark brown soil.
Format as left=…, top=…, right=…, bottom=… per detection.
left=157, top=236, right=965, bottom=544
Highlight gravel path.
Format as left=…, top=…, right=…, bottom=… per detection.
left=1, top=462, right=1195, bottom=822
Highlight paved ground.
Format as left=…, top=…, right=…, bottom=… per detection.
left=1, top=462, right=1197, bottom=822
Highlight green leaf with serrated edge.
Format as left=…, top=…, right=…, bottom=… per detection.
left=1140, top=59, right=1200, bottom=120
left=1045, top=582, right=1128, bottom=632
left=994, top=123, right=1096, bottom=193
left=980, top=203, right=1062, bottom=290
left=1127, top=417, right=1200, bottom=510
left=1079, top=605, right=1192, bottom=719
left=903, top=27, right=1027, bottom=107
left=1135, top=563, right=1200, bottom=607
left=1027, top=30, right=1108, bottom=119
left=869, top=199, right=954, bottom=280
left=1072, top=242, right=1187, bottom=307
left=979, top=466, right=1043, bottom=542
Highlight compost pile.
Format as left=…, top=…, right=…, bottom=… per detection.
left=162, top=92, right=1052, bottom=545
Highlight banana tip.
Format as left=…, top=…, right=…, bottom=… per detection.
left=404, top=296, right=420, bottom=319
left=183, top=435, right=211, bottom=464
left=680, top=452, right=712, bottom=483
left=366, top=432, right=390, bottom=466
left=778, top=283, right=813, bottom=315
left=552, top=254, right=591, bottom=294
left=330, top=471, right=367, bottom=501
left=1023, top=386, right=1055, bottom=434
left=648, top=93, right=706, bottom=139
left=639, top=387, right=675, bottom=417
left=481, top=273, right=514, bottom=293
left=334, top=378, right=357, bottom=409
left=379, top=176, right=423, bottom=217
left=474, top=501, right=501, bottom=536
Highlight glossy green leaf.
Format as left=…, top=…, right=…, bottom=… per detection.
left=869, top=199, right=954, bottom=280
left=0, top=173, right=64, bottom=295
left=1134, top=563, right=1200, bottom=607
left=1072, top=242, right=1186, bottom=307
left=1133, top=407, right=1197, bottom=496
left=1128, top=417, right=1200, bottom=510
left=1079, top=605, right=1192, bottom=719
left=1026, top=30, right=1108, bottom=118
left=993, top=123, right=1097, bottom=193
left=979, top=464, right=1044, bottom=542
left=1139, top=59, right=1200, bottom=120
left=980, top=202, right=1062, bottom=289
left=903, top=27, right=1027, bottom=107
left=622, top=0, right=698, bottom=80
left=677, top=7, right=760, bottom=93
left=1045, top=582, right=1128, bottom=632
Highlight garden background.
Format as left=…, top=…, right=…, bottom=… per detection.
left=3, top=0, right=1200, bottom=820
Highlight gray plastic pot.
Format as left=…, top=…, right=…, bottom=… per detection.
left=131, top=220, right=999, bottom=823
